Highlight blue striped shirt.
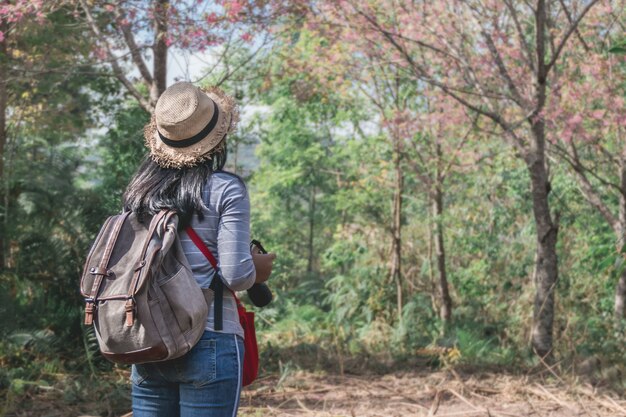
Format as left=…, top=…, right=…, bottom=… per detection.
left=179, top=171, right=256, bottom=338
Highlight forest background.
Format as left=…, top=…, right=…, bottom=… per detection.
left=0, top=0, right=625, bottom=416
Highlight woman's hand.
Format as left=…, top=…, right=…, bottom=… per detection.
left=251, top=245, right=276, bottom=284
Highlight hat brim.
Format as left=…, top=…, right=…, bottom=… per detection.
left=144, top=86, right=239, bottom=169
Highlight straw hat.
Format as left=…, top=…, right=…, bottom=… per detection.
left=144, top=82, right=239, bottom=169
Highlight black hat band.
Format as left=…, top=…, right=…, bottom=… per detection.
left=157, top=99, right=220, bottom=148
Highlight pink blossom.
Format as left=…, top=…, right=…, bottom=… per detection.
left=566, top=114, right=583, bottom=128
left=93, top=46, right=107, bottom=60
left=189, top=29, right=204, bottom=40
left=205, top=12, right=218, bottom=24
left=561, top=127, right=573, bottom=143
left=226, top=1, right=244, bottom=18
left=591, top=109, right=605, bottom=120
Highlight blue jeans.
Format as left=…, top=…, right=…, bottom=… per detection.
left=131, top=331, right=244, bottom=417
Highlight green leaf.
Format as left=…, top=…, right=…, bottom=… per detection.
left=609, top=40, right=626, bottom=54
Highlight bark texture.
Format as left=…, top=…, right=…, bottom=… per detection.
left=0, top=29, right=7, bottom=269
left=615, top=269, right=626, bottom=319
left=433, top=184, right=452, bottom=323
left=390, top=140, right=403, bottom=321
left=307, top=187, right=316, bottom=274
left=615, top=164, right=626, bottom=319
left=528, top=127, right=559, bottom=359
left=526, top=0, right=559, bottom=360
left=151, top=0, right=168, bottom=106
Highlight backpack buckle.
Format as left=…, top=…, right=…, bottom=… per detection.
left=124, top=298, right=136, bottom=327
left=84, top=298, right=95, bottom=326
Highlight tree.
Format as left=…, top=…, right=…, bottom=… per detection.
left=0, top=2, right=118, bottom=350
left=318, top=0, right=613, bottom=359
left=403, top=93, right=476, bottom=324
left=77, top=0, right=282, bottom=113
left=0, top=1, right=47, bottom=268
left=251, top=70, right=347, bottom=289
left=547, top=19, right=626, bottom=319
left=0, top=1, right=104, bottom=269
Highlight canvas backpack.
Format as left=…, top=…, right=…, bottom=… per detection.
left=80, top=209, right=209, bottom=365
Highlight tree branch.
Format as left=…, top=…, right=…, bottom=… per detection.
left=344, top=0, right=528, bottom=155
left=503, top=0, right=535, bottom=73
left=114, top=4, right=154, bottom=88
left=440, top=111, right=479, bottom=180
left=151, top=0, right=168, bottom=105
left=545, top=0, right=601, bottom=75
left=466, top=3, right=527, bottom=109
left=557, top=0, right=591, bottom=52
left=214, top=35, right=271, bottom=87
left=78, top=0, right=151, bottom=113
left=551, top=139, right=622, bottom=202
left=480, top=28, right=528, bottom=109
left=566, top=141, right=619, bottom=232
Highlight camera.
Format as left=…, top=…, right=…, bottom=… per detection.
left=248, top=239, right=273, bottom=307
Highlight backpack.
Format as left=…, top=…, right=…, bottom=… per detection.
left=80, top=209, right=209, bottom=365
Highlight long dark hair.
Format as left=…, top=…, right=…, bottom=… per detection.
left=123, top=145, right=227, bottom=227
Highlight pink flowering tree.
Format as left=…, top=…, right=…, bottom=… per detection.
left=315, top=0, right=621, bottom=359
left=547, top=29, right=626, bottom=319
left=0, top=0, right=46, bottom=41
left=77, top=0, right=284, bottom=112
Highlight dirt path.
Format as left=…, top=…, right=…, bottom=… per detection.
left=238, top=370, right=626, bottom=417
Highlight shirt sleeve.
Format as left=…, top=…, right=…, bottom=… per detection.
left=217, top=177, right=256, bottom=291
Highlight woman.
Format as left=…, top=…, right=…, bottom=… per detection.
left=122, top=82, right=275, bottom=417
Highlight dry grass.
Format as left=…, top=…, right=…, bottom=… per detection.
left=6, top=367, right=626, bottom=416
left=239, top=370, right=626, bottom=417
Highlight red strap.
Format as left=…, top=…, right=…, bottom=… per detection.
left=186, top=226, right=240, bottom=301
left=186, top=226, right=218, bottom=269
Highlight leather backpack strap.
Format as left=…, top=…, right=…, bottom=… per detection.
left=123, top=209, right=170, bottom=326
left=85, top=211, right=130, bottom=326
left=186, top=226, right=240, bottom=331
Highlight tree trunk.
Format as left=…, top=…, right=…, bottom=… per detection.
left=307, top=187, right=316, bottom=274
left=528, top=125, right=559, bottom=360
left=615, top=269, right=626, bottom=320
left=615, top=165, right=626, bottom=319
left=390, top=142, right=403, bottom=322
left=433, top=183, right=452, bottom=323
left=426, top=213, right=438, bottom=313
left=151, top=0, right=168, bottom=105
left=527, top=0, right=559, bottom=360
left=0, top=27, right=7, bottom=269
left=230, top=137, right=240, bottom=174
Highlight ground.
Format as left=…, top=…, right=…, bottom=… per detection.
left=5, top=369, right=626, bottom=416
left=238, top=370, right=626, bottom=417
